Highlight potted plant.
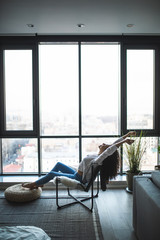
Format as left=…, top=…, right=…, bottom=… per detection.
left=124, top=131, right=146, bottom=193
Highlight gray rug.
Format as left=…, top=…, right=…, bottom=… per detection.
left=0, top=197, right=103, bottom=240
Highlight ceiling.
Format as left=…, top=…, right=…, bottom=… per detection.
left=0, top=0, right=160, bottom=36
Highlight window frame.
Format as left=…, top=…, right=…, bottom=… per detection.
left=0, top=44, right=39, bottom=137
left=121, top=44, right=159, bottom=137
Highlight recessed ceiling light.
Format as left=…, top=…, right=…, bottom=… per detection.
left=27, top=24, right=34, bottom=28
left=77, top=24, right=85, bottom=28
left=127, top=24, right=134, bottom=28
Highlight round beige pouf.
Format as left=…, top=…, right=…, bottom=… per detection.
left=4, top=184, right=42, bottom=203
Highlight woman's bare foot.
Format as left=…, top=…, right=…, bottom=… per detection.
left=22, top=182, right=36, bottom=189
left=22, top=182, right=43, bottom=190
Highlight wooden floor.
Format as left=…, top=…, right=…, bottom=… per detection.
left=96, top=189, right=137, bottom=240
left=0, top=188, right=137, bottom=240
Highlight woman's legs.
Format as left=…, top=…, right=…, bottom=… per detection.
left=50, top=162, right=76, bottom=174
left=22, top=162, right=81, bottom=189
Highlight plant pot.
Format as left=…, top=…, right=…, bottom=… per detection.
left=126, top=171, right=140, bottom=193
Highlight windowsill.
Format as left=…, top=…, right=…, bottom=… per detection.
left=0, top=174, right=127, bottom=190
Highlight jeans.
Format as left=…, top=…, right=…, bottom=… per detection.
left=35, top=162, right=82, bottom=186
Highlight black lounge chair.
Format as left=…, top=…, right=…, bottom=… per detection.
left=55, top=164, right=100, bottom=212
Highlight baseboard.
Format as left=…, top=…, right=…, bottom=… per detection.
left=0, top=180, right=127, bottom=190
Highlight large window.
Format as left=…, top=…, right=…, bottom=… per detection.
left=0, top=38, right=159, bottom=175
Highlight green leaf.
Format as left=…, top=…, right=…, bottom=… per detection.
left=124, top=130, right=146, bottom=173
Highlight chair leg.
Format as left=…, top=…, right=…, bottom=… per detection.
left=55, top=174, right=99, bottom=212
left=56, top=177, right=61, bottom=209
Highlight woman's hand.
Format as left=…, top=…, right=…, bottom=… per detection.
left=115, top=138, right=134, bottom=148
left=123, top=131, right=136, bottom=139
left=125, top=139, right=135, bottom=145
left=128, top=131, right=136, bottom=137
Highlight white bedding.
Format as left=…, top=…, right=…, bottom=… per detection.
left=0, top=226, right=51, bottom=240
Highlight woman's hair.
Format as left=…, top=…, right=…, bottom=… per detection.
left=100, top=150, right=120, bottom=181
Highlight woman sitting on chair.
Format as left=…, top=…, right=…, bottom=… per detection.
left=22, top=131, right=136, bottom=190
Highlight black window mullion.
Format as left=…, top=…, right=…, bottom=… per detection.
left=34, top=42, right=41, bottom=175
left=0, top=139, right=2, bottom=174
left=120, top=42, right=127, bottom=175
left=155, top=47, right=160, bottom=136
left=78, top=42, right=82, bottom=163
left=33, top=43, right=39, bottom=136
left=121, top=42, right=127, bottom=136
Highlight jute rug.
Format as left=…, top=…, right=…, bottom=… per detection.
left=0, top=195, right=103, bottom=240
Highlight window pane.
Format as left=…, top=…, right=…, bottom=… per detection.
left=127, top=50, right=154, bottom=129
left=123, top=137, right=158, bottom=171
left=81, top=43, right=120, bottom=135
left=2, top=138, right=38, bottom=173
left=4, top=50, right=33, bottom=130
left=41, top=138, right=79, bottom=172
left=39, top=44, right=78, bottom=136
